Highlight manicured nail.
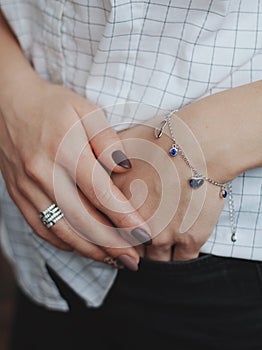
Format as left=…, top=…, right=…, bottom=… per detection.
left=131, top=228, right=152, bottom=246
left=117, top=255, right=138, bottom=271
left=104, top=256, right=124, bottom=269
left=112, top=150, right=132, bottom=169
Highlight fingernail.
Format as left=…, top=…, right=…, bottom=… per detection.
left=104, top=256, right=124, bottom=269
left=117, top=255, right=138, bottom=271
left=112, top=150, right=132, bottom=169
left=131, top=228, right=152, bottom=246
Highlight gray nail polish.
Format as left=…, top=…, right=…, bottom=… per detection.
left=117, top=255, right=138, bottom=271
left=112, top=150, right=132, bottom=169
left=131, top=228, right=152, bottom=246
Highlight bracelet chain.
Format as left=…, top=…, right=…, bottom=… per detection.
left=155, top=110, right=237, bottom=242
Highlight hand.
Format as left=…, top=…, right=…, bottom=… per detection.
left=0, top=75, right=151, bottom=270
left=113, top=119, right=225, bottom=261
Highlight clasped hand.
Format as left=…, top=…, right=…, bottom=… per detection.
left=0, top=77, right=224, bottom=269
left=113, top=122, right=225, bottom=262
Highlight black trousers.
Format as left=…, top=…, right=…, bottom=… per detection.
left=10, top=254, right=262, bottom=350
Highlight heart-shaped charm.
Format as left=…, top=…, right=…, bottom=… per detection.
left=189, top=177, right=204, bottom=189
left=220, top=188, right=228, bottom=198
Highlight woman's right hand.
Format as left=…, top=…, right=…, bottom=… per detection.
left=0, top=74, right=151, bottom=271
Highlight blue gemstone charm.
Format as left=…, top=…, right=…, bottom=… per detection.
left=169, top=146, right=178, bottom=157
left=189, top=177, right=204, bottom=189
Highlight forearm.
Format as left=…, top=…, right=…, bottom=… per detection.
left=0, top=10, right=39, bottom=102
left=176, top=81, right=262, bottom=182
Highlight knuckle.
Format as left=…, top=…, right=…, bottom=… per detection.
left=38, top=228, right=71, bottom=251
left=24, top=157, right=43, bottom=180
left=7, top=183, right=17, bottom=200
left=52, top=224, right=71, bottom=244
left=116, top=212, right=135, bottom=229
left=56, top=243, right=73, bottom=252
left=56, top=147, right=69, bottom=167
left=175, top=233, right=198, bottom=249
left=16, top=177, right=28, bottom=194
left=152, top=235, right=171, bottom=249
left=90, top=122, right=115, bottom=140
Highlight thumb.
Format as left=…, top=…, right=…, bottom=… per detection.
left=81, top=107, right=132, bottom=173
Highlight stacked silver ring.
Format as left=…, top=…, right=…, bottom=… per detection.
left=40, top=203, right=64, bottom=229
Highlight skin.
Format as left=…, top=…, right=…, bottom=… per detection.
left=114, top=82, right=262, bottom=261
left=0, top=9, right=262, bottom=266
left=0, top=10, right=150, bottom=268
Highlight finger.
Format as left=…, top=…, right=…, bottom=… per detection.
left=26, top=146, right=151, bottom=247
left=145, top=245, right=172, bottom=261
left=58, top=185, right=140, bottom=259
left=18, top=170, right=141, bottom=270
left=54, top=172, right=141, bottom=269
left=72, top=152, right=152, bottom=246
left=172, top=216, right=206, bottom=261
left=49, top=119, right=151, bottom=247
left=81, top=107, right=132, bottom=172
left=12, top=190, right=128, bottom=269
left=77, top=160, right=151, bottom=245
left=9, top=190, right=73, bottom=251
left=172, top=244, right=200, bottom=261
left=145, top=230, right=173, bottom=261
left=173, top=186, right=224, bottom=261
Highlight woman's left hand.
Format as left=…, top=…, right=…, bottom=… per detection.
left=112, top=119, right=225, bottom=262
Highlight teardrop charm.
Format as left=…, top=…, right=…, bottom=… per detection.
left=189, top=177, right=204, bottom=189
left=169, top=145, right=178, bottom=157
left=231, top=233, right=237, bottom=242
left=220, top=188, right=228, bottom=198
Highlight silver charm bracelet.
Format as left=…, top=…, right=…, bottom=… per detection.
left=154, top=110, right=237, bottom=243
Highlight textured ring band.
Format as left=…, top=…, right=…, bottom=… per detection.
left=40, top=203, right=64, bottom=229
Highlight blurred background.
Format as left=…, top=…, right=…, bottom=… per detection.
left=0, top=218, right=16, bottom=350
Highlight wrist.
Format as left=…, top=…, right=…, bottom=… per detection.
left=0, top=10, right=42, bottom=107
left=176, top=82, right=262, bottom=182
left=0, top=69, right=44, bottom=119
left=0, top=66, right=41, bottom=101
left=175, top=108, right=236, bottom=183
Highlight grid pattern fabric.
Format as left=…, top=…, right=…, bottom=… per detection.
left=0, top=0, right=261, bottom=309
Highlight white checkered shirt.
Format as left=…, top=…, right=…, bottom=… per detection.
left=0, top=0, right=262, bottom=310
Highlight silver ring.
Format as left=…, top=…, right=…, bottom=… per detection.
left=40, top=203, right=64, bottom=229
